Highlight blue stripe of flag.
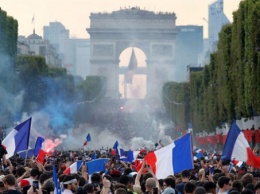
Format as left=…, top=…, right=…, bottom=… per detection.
left=14, top=117, right=31, bottom=153
left=173, top=133, right=193, bottom=174
left=221, top=122, right=241, bottom=161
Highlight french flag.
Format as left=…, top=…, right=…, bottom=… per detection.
left=112, top=140, right=125, bottom=158
left=63, top=161, right=83, bottom=175
left=83, top=133, right=91, bottom=146
left=143, top=133, right=193, bottom=179
left=127, top=150, right=140, bottom=162
left=86, top=158, right=109, bottom=174
left=2, top=118, right=31, bottom=159
left=34, top=137, right=46, bottom=164
left=193, top=148, right=204, bottom=160
left=36, top=149, right=47, bottom=164
left=34, top=136, right=45, bottom=156
left=222, top=122, right=260, bottom=168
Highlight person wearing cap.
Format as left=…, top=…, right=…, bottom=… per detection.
left=163, top=188, right=175, bottom=194
left=62, top=175, right=78, bottom=194
left=19, top=180, right=30, bottom=189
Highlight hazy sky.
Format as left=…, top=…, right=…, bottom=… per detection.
left=0, top=0, right=242, bottom=39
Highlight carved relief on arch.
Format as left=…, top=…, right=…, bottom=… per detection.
left=93, top=44, right=113, bottom=56
left=152, top=45, right=173, bottom=57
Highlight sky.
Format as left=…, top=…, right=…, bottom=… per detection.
left=0, top=0, right=242, bottom=39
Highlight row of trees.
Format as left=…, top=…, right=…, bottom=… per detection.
left=163, top=0, right=260, bottom=133
left=0, top=8, right=18, bottom=125
left=0, top=8, right=106, bottom=129
left=16, top=55, right=107, bottom=130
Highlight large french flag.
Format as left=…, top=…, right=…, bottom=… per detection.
left=2, top=118, right=31, bottom=159
left=144, top=133, right=193, bottom=179
left=63, top=161, right=83, bottom=175
left=222, top=122, right=260, bottom=168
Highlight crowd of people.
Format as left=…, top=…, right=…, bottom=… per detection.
left=1, top=138, right=260, bottom=194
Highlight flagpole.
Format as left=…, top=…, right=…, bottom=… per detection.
left=32, top=14, right=35, bottom=34
left=124, top=81, right=127, bottom=99
left=25, top=150, right=28, bottom=160
left=24, top=153, right=27, bottom=166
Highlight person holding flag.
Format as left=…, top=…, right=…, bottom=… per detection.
left=2, top=118, right=31, bottom=159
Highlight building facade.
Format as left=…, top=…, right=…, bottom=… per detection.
left=43, top=22, right=73, bottom=73
left=43, top=22, right=90, bottom=79
left=208, top=0, right=230, bottom=51
left=70, top=38, right=90, bottom=79
left=17, top=31, right=61, bottom=67
left=175, top=25, right=203, bottom=82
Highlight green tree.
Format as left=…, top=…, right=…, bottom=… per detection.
left=0, top=8, right=18, bottom=125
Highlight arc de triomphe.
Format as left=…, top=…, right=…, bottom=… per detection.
left=87, top=7, right=177, bottom=99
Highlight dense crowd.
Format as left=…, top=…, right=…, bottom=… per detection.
left=1, top=137, right=260, bottom=194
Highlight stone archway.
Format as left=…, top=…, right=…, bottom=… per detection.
left=87, top=7, right=177, bottom=99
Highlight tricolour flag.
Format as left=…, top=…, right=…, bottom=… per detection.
left=63, top=161, right=83, bottom=175
left=144, top=133, right=193, bottom=179
left=127, top=150, right=140, bottom=162
left=83, top=133, right=91, bottom=146
left=112, top=140, right=124, bottom=158
left=2, top=118, right=31, bottom=159
left=35, top=149, right=47, bottom=164
left=86, top=158, right=109, bottom=174
left=124, top=48, right=137, bottom=84
left=193, top=147, right=204, bottom=160
left=233, top=159, right=243, bottom=167
left=34, top=136, right=45, bottom=156
left=113, top=140, right=119, bottom=149
left=221, top=121, right=260, bottom=168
